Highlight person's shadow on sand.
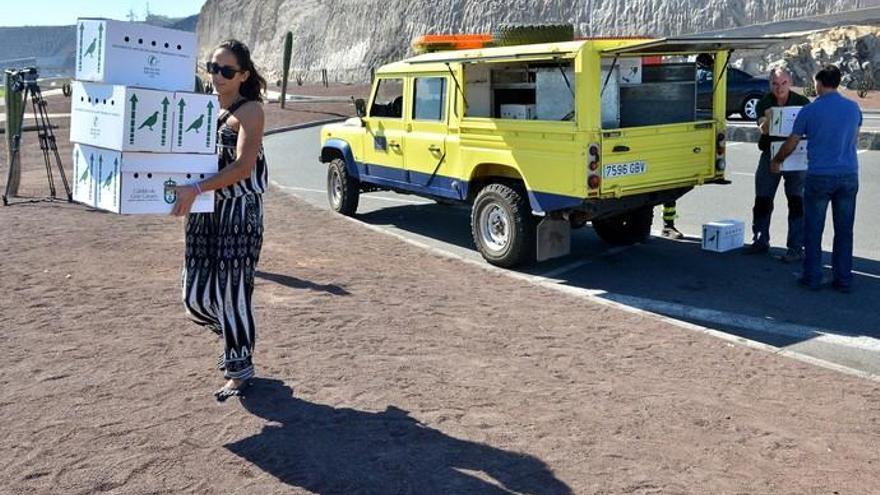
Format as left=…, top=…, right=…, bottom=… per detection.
left=225, top=378, right=572, bottom=495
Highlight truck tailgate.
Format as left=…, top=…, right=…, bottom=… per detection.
left=599, top=123, right=715, bottom=197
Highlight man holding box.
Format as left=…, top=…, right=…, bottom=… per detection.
left=743, top=68, right=811, bottom=261
left=771, top=65, right=862, bottom=292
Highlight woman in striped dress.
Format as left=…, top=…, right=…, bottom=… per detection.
left=171, top=40, right=268, bottom=401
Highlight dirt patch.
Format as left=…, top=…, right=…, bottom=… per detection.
left=1, top=86, right=878, bottom=495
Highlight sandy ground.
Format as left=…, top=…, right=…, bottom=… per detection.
left=1, top=88, right=879, bottom=494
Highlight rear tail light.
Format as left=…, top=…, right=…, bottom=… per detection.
left=715, top=132, right=726, bottom=172
left=588, top=143, right=601, bottom=190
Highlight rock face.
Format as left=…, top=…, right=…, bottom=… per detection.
left=196, top=0, right=877, bottom=83
left=765, top=26, right=880, bottom=89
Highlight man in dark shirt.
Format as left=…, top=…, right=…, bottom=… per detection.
left=772, top=65, right=862, bottom=292
left=743, top=68, right=811, bottom=262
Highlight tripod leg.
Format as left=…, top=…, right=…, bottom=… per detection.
left=31, top=88, right=57, bottom=198
left=35, top=88, right=70, bottom=201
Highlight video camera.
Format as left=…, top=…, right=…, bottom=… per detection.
left=5, top=67, right=39, bottom=93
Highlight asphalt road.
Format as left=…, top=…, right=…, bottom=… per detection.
left=265, top=126, right=880, bottom=378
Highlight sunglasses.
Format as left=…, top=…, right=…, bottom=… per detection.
left=206, top=61, right=243, bottom=79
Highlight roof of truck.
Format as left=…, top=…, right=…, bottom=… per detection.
left=375, top=36, right=785, bottom=74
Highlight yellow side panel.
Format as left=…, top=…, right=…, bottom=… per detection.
left=458, top=119, right=585, bottom=197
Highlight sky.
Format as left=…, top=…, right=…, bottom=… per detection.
left=1, top=0, right=206, bottom=27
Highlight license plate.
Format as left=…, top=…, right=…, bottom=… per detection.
left=603, top=161, right=647, bottom=178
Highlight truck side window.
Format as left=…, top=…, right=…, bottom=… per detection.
left=413, top=77, right=446, bottom=121
left=369, top=78, right=404, bottom=119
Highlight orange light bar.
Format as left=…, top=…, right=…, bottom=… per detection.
left=412, top=34, right=493, bottom=53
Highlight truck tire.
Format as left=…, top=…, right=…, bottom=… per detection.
left=471, top=183, right=536, bottom=267
left=592, top=206, right=653, bottom=246
left=492, top=24, right=575, bottom=47
left=327, top=158, right=359, bottom=216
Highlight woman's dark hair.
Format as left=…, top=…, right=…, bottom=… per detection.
left=217, top=39, right=267, bottom=102
left=815, top=65, right=842, bottom=89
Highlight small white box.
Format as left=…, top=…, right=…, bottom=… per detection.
left=500, top=104, right=536, bottom=120
left=71, top=81, right=174, bottom=152
left=768, top=106, right=802, bottom=137
left=702, top=219, right=745, bottom=253
left=75, top=18, right=197, bottom=92
left=73, top=143, right=217, bottom=215
left=171, top=91, right=219, bottom=154
left=770, top=140, right=809, bottom=172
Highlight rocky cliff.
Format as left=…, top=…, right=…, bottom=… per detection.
left=196, top=0, right=879, bottom=83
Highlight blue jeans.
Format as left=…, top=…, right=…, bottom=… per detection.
left=802, top=173, right=859, bottom=288
left=752, top=151, right=805, bottom=251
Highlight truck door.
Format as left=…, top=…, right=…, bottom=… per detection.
left=362, top=77, right=407, bottom=181
left=405, top=76, right=454, bottom=198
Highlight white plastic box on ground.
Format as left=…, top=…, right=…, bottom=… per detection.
left=770, top=140, right=809, bottom=172
left=72, top=143, right=216, bottom=214
left=71, top=81, right=218, bottom=154
left=702, top=219, right=745, bottom=253
left=768, top=106, right=803, bottom=137
left=75, top=18, right=197, bottom=92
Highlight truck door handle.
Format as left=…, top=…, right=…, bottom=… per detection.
left=428, top=144, right=441, bottom=153
left=389, top=141, right=401, bottom=149
left=613, top=145, right=630, bottom=152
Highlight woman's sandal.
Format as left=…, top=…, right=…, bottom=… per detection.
left=214, top=379, right=252, bottom=402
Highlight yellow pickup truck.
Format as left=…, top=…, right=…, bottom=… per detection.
left=320, top=36, right=777, bottom=267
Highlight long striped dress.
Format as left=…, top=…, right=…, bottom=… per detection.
left=182, top=98, right=268, bottom=381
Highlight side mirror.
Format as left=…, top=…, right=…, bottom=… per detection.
left=353, top=98, right=367, bottom=118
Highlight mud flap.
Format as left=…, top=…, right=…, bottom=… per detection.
left=536, top=217, right=571, bottom=262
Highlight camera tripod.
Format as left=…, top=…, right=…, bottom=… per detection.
left=2, top=68, right=71, bottom=206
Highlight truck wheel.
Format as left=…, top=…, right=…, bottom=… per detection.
left=592, top=206, right=653, bottom=246
left=471, top=183, right=535, bottom=267
left=327, top=158, right=359, bottom=216
left=493, top=24, right=575, bottom=47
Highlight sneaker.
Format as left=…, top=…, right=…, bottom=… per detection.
left=661, top=226, right=684, bottom=240
left=742, top=243, right=770, bottom=255
left=778, top=249, right=805, bottom=263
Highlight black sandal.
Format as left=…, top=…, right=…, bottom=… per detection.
left=214, top=379, right=251, bottom=402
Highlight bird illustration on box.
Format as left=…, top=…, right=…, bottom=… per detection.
left=186, top=114, right=205, bottom=134
left=84, top=38, right=97, bottom=57
left=138, top=111, right=160, bottom=131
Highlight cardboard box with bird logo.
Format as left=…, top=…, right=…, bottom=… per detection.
left=75, top=18, right=197, bottom=93
left=71, top=82, right=218, bottom=154
left=73, top=143, right=216, bottom=214
left=71, top=81, right=174, bottom=153
left=171, top=92, right=219, bottom=154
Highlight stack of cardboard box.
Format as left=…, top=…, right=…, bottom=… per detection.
left=768, top=106, right=809, bottom=172
left=69, top=18, right=219, bottom=214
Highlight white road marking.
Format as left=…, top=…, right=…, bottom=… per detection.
left=732, top=172, right=755, bottom=177
left=274, top=184, right=431, bottom=204
left=538, top=260, right=594, bottom=279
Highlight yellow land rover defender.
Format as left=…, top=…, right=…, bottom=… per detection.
left=320, top=35, right=777, bottom=267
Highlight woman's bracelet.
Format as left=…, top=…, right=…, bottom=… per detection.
left=192, top=182, right=203, bottom=195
